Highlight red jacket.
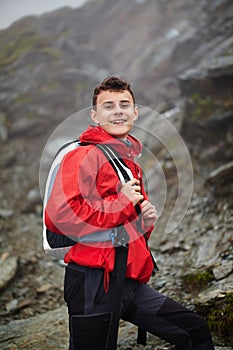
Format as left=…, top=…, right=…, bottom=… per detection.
left=45, top=125, right=155, bottom=289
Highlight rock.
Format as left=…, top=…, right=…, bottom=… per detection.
left=192, top=235, right=219, bottom=267
left=0, top=150, right=17, bottom=168
left=196, top=288, right=227, bottom=305
left=226, top=124, right=233, bottom=145
left=195, top=273, right=233, bottom=306
left=0, top=112, right=8, bottom=142
left=159, top=240, right=181, bottom=253
left=0, top=307, right=69, bottom=350
left=178, top=53, right=233, bottom=97
left=213, top=261, right=233, bottom=281
left=5, top=299, right=18, bottom=312
left=207, top=55, right=233, bottom=78
left=0, top=255, right=18, bottom=291
left=21, top=188, right=42, bottom=213
left=205, top=161, right=233, bottom=187
left=36, top=283, right=53, bottom=293
left=0, top=209, right=13, bottom=219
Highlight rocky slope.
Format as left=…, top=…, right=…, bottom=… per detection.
left=0, top=0, right=232, bottom=348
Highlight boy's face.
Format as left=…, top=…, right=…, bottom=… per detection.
left=91, top=90, right=138, bottom=140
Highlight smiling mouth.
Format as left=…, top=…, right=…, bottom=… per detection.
left=110, top=119, right=128, bottom=124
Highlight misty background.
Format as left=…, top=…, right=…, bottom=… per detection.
left=0, top=0, right=232, bottom=349
left=0, top=0, right=88, bottom=29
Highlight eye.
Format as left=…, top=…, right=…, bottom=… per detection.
left=120, top=102, right=130, bottom=109
left=103, top=103, right=113, bottom=110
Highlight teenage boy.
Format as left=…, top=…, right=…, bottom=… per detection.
left=45, top=76, right=215, bottom=350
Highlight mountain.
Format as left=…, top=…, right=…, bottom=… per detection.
left=0, top=0, right=231, bottom=132
left=0, top=0, right=232, bottom=348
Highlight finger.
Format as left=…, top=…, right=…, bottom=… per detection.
left=134, top=193, right=144, bottom=204
left=141, top=201, right=154, bottom=213
left=132, top=185, right=141, bottom=193
left=142, top=206, right=158, bottom=218
left=140, top=200, right=151, bottom=210
left=143, top=210, right=156, bottom=218
left=146, top=211, right=158, bottom=219
left=127, top=178, right=140, bottom=186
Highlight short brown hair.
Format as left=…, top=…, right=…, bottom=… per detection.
left=92, top=76, right=135, bottom=108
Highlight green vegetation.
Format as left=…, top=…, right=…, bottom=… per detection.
left=183, top=272, right=233, bottom=338
left=182, top=270, right=214, bottom=293
left=75, top=81, right=90, bottom=92
left=24, top=112, right=35, bottom=120
left=188, top=93, right=214, bottom=121
left=15, top=93, right=32, bottom=104
left=0, top=30, right=57, bottom=70
left=40, top=80, right=61, bottom=92
left=207, top=292, right=233, bottom=337
left=40, top=47, right=61, bottom=60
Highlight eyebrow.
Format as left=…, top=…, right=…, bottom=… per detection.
left=102, top=99, right=131, bottom=104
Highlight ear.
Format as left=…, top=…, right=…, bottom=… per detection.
left=90, top=109, right=99, bottom=124
left=133, top=105, right=138, bottom=121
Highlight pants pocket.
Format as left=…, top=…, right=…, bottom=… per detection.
left=64, top=265, right=85, bottom=314
left=70, top=313, right=112, bottom=350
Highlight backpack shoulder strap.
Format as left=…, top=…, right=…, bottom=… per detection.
left=96, top=144, right=133, bottom=184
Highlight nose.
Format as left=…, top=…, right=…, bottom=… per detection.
left=114, top=103, right=123, bottom=114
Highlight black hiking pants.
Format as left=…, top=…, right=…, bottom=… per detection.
left=64, top=263, right=215, bottom=350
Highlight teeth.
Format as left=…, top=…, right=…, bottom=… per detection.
left=111, top=120, right=126, bottom=124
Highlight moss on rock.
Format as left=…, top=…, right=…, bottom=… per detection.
left=182, top=270, right=214, bottom=293
left=207, top=292, right=233, bottom=338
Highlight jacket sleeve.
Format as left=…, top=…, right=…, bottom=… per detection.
left=45, top=145, right=137, bottom=237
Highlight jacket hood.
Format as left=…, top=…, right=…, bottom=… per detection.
left=79, top=125, right=142, bottom=158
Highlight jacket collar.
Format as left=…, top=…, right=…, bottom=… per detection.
left=79, top=125, right=142, bottom=158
